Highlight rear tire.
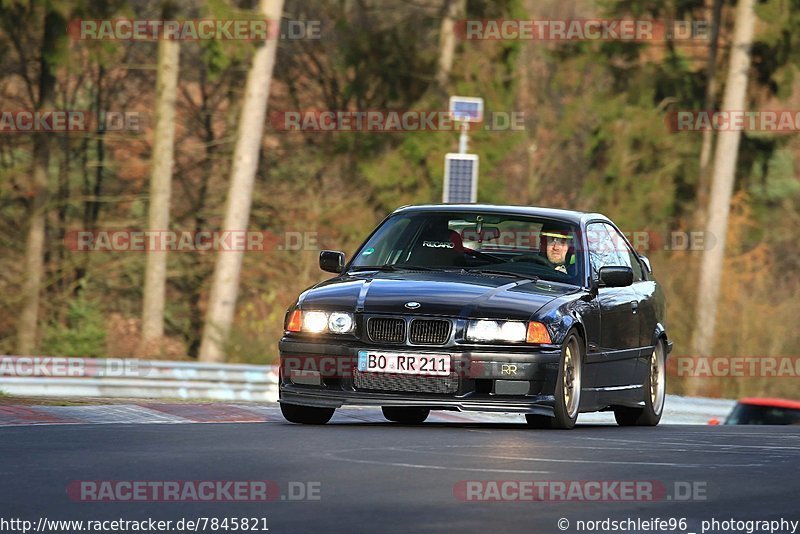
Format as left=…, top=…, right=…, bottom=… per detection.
left=280, top=403, right=335, bottom=425
left=382, top=407, right=430, bottom=424
left=614, top=339, right=666, bottom=427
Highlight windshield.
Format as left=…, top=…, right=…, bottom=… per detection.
left=349, top=212, right=583, bottom=285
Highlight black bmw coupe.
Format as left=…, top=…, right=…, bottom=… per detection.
left=278, top=205, right=672, bottom=429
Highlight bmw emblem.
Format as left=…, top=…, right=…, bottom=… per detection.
left=404, top=301, right=421, bottom=309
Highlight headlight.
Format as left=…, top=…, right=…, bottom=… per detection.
left=466, top=319, right=547, bottom=343
left=468, top=320, right=500, bottom=341
left=328, top=312, right=354, bottom=334
left=499, top=321, right=527, bottom=342
left=287, top=310, right=355, bottom=335
left=303, top=311, right=329, bottom=333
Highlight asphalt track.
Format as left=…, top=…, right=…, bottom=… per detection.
left=1, top=410, right=799, bottom=534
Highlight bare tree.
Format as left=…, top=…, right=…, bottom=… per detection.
left=16, top=9, right=63, bottom=355
left=435, top=0, right=465, bottom=90
left=695, top=0, right=724, bottom=228
left=198, top=0, right=284, bottom=362
left=689, top=0, right=757, bottom=392
left=139, top=12, right=181, bottom=357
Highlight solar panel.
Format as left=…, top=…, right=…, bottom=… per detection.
left=449, top=96, right=483, bottom=123
left=443, top=153, right=478, bottom=203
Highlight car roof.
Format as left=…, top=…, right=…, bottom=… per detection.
left=392, top=204, right=610, bottom=226
left=738, top=397, right=800, bottom=410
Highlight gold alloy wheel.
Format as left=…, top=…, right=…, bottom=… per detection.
left=563, top=337, right=581, bottom=419
left=650, top=342, right=666, bottom=415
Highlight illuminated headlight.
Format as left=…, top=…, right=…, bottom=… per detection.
left=302, top=311, right=329, bottom=333
left=328, top=312, right=354, bottom=334
left=466, top=319, right=528, bottom=343
left=295, top=310, right=355, bottom=334
left=468, top=320, right=500, bottom=341
left=499, top=321, right=527, bottom=342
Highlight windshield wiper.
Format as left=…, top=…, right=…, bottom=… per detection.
left=464, top=268, right=539, bottom=282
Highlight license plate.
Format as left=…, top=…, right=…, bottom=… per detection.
left=357, top=351, right=450, bottom=376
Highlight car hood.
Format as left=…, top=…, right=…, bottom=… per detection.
left=298, top=271, right=576, bottom=320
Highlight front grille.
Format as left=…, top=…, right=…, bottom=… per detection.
left=367, top=317, right=406, bottom=344
left=353, top=369, right=458, bottom=394
left=409, top=319, right=451, bottom=345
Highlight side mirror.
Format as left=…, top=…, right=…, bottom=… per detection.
left=639, top=255, right=653, bottom=274
left=598, top=266, right=633, bottom=287
left=319, top=250, right=345, bottom=273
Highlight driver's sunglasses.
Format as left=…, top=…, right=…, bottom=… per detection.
left=547, top=237, right=570, bottom=246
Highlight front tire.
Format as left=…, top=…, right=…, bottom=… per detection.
left=382, top=407, right=430, bottom=424
left=280, top=402, right=335, bottom=425
left=533, top=330, right=584, bottom=430
left=614, top=339, right=666, bottom=427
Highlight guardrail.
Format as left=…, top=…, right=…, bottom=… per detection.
left=0, top=356, right=279, bottom=402
left=0, top=356, right=737, bottom=423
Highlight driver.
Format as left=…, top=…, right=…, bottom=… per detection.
left=541, top=227, right=574, bottom=273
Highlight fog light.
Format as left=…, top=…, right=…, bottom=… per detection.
left=290, top=370, right=322, bottom=386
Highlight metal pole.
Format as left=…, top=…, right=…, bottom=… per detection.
left=458, top=121, right=468, bottom=153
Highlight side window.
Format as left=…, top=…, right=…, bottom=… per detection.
left=586, top=223, right=618, bottom=276
left=604, top=223, right=643, bottom=282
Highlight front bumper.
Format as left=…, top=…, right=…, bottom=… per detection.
left=278, top=337, right=562, bottom=415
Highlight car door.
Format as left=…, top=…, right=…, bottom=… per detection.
left=605, top=223, right=658, bottom=385
left=585, top=222, right=640, bottom=386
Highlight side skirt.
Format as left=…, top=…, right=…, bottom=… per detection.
left=579, top=384, right=644, bottom=412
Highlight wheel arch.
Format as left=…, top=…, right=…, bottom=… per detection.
left=653, top=322, right=671, bottom=358
left=555, top=314, right=587, bottom=353
left=569, top=321, right=587, bottom=353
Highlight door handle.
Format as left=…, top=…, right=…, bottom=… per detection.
left=630, top=301, right=639, bottom=314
